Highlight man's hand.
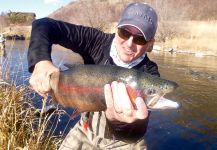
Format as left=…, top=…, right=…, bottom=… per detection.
left=29, top=60, right=59, bottom=98
left=104, top=81, right=148, bottom=123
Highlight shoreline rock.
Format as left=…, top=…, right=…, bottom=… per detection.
left=152, top=44, right=217, bottom=57
left=2, top=25, right=31, bottom=40
left=6, top=34, right=25, bottom=40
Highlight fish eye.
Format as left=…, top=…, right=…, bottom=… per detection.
left=144, top=89, right=157, bottom=96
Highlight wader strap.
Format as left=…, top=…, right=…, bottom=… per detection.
left=81, top=111, right=110, bottom=138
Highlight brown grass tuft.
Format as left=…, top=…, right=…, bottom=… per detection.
left=155, top=21, right=217, bottom=55
left=0, top=84, right=64, bottom=150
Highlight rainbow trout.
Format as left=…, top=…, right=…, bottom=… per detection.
left=50, top=64, right=179, bottom=112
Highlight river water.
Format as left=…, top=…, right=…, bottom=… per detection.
left=2, top=41, right=217, bottom=150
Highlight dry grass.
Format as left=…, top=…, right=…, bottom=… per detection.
left=0, top=84, right=64, bottom=150
left=2, top=17, right=217, bottom=55
left=156, top=21, right=217, bottom=55
left=0, top=44, right=66, bottom=149
left=3, top=25, right=32, bottom=40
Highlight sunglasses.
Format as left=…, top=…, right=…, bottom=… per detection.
left=117, top=28, right=147, bottom=45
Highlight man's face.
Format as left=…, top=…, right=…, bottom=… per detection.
left=115, top=25, right=154, bottom=63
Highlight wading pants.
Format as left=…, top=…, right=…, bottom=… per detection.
left=59, top=112, right=147, bottom=150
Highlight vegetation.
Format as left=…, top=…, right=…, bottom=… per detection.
left=49, top=0, right=217, bottom=30
left=48, top=0, right=217, bottom=55
left=0, top=1, right=216, bottom=148
left=0, top=41, right=72, bottom=149
left=155, top=21, right=217, bottom=55
left=0, top=84, right=64, bottom=149
left=0, top=11, right=35, bottom=26
left=0, top=0, right=216, bottom=53
left=0, top=12, right=35, bottom=39
left=7, top=12, right=35, bottom=25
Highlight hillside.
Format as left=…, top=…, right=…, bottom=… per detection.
left=0, top=0, right=216, bottom=55
left=0, top=12, right=35, bottom=40
left=49, top=0, right=125, bottom=30
left=49, top=0, right=217, bottom=27
left=48, top=0, right=217, bottom=55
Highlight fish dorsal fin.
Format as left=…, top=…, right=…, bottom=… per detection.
left=63, top=63, right=83, bottom=69
left=63, top=63, right=76, bottom=69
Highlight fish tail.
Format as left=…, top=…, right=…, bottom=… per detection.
left=50, top=91, right=58, bottom=104
left=70, top=109, right=81, bottom=120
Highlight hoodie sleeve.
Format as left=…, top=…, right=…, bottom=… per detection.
left=27, top=17, right=110, bottom=72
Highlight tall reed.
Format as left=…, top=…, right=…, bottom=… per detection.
left=0, top=83, right=66, bottom=150
left=0, top=42, right=67, bottom=150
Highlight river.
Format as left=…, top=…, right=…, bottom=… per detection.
left=2, top=41, right=217, bottom=150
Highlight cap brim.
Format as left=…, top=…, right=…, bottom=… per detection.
left=118, top=18, right=154, bottom=41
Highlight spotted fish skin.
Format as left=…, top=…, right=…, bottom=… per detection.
left=50, top=64, right=178, bottom=112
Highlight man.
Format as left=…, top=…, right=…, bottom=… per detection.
left=28, top=2, right=159, bottom=149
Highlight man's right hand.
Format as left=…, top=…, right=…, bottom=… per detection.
left=29, top=60, right=59, bottom=98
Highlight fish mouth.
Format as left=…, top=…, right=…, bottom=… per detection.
left=146, top=94, right=180, bottom=110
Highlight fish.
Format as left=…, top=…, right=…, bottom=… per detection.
left=49, top=64, right=180, bottom=112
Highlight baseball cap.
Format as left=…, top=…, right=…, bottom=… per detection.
left=118, top=3, right=158, bottom=41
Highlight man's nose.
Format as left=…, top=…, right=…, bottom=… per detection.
left=126, top=36, right=134, bottom=47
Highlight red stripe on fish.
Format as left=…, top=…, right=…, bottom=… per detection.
left=58, top=83, right=102, bottom=94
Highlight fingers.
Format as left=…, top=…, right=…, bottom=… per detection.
left=29, top=73, right=50, bottom=98
left=117, top=82, right=133, bottom=116
left=37, top=91, right=48, bottom=98
left=135, top=97, right=148, bottom=119
left=104, top=84, right=113, bottom=108
left=111, top=81, right=133, bottom=115
left=104, top=83, right=116, bottom=121
left=41, top=74, right=51, bottom=92
left=111, top=81, right=122, bottom=113
left=104, top=81, right=148, bottom=123
left=29, top=61, right=59, bottom=98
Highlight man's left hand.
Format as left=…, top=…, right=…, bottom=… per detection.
left=104, top=81, right=148, bottom=123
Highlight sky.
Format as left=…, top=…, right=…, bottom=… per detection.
left=0, top=0, right=74, bottom=19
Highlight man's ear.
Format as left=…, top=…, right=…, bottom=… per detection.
left=146, top=38, right=155, bottom=52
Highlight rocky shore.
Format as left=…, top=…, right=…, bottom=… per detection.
left=2, top=25, right=32, bottom=40
left=152, top=44, right=217, bottom=57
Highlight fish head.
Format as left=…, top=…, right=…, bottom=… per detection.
left=121, top=74, right=179, bottom=109
left=139, top=77, right=179, bottom=109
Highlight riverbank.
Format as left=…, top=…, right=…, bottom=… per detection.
left=2, top=25, right=32, bottom=40
left=2, top=20, right=217, bottom=56
left=154, top=21, right=217, bottom=57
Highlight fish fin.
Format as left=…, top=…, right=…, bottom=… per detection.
left=70, top=109, right=81, bottom=120
left=63, top=63, right=77, bottom=69
left=62, top=63, right=83, bottom=71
